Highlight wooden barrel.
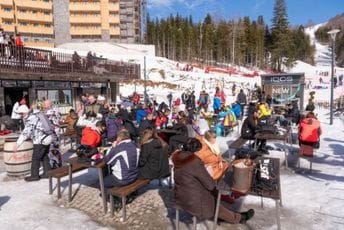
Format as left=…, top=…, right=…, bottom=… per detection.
left=3, top=138, right=33, bottom=177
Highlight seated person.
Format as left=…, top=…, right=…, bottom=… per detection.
left=241, top=106, right=267, bottom=153
left=138, top=112, right=155, bottom=136
left=80, top=121, right=106, bottom=155
left=299, top=112, right=321, bottom=148
left=285, top=101, right=300, bottom=124
left=103, top=129, right=140, bottom=188
left=258, top=101, right=271, bottom=123
left=216, top=106, right=237, bottom=137
left=168, top=112, right=189, bottom=153
left=196, top=130, right=229, bottom=180
left=172, top=138, right=254, bottom=224
left=231, top=102, right=242, bottom=119
left=138, top=127, right=170, bottom=179
left=62, top=109, right=78, bottom=137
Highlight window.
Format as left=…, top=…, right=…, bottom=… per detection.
left=44, top=11, right=50, bottom=15
left=37, top=89, right=72, bottom=105
left=34, top=38, right=39, bottom=42
left=20, top=22, right=28, bottom=26
left=32, top=10, right=37, bottom=14
left=33, top=23, right=38, bottom=27
left=44, top=24, right=50, bottom=27
left=4, top=21, right=12, bottom=25
left=19, top=9, right=27, bottom=13
left=4, top=8, right=12, bottom=12
left=23, top=38, right=29, bottom=42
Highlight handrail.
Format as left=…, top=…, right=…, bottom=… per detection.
left=0, top=44, right=139, bottom=80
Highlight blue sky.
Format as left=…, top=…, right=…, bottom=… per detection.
left=148, top=0, right=344, bottom=26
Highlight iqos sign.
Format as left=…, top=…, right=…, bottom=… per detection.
left=262, top=74, right=302, bottom=85
left=270, top=76, right=293, bottom=83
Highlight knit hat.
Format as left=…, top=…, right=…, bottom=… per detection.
left=17, top=105, right=29, bottom=114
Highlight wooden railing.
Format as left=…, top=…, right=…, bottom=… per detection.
left=0, top=44, right=140, bottom=79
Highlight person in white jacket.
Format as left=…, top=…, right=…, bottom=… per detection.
left=11, top=100, right=23, bottom=132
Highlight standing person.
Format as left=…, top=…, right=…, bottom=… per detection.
left=232, top=83, right=236, bottom=96
left=8, top=34, right=15, bottom=59
left=167, top=92, right=173, bottom=109
left=0, top=28, right=4, bottom=57
left=172, top=138, right=254, bottom=224
left=85, top=94, right=100, bottom=115
left=11, top=97, right=27, bottom=132
left=138, top=127, right=170, bottom=179
left=44, top=100, right=61, bottom=168
left=15, top=33, right=24, bottom=66
left=14, top=105, right=55, bottom=181
left=237, top=89, right=247, bottom=118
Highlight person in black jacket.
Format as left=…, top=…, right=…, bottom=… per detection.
left=241, top=104, right=267, bottom=152
left=168, top=111, right=189, bottom=153
left=138, top=112, right=155, bottom=136
left=138, top=127, right=170, bottom=179
left=285, top=101, right=300, bottom=124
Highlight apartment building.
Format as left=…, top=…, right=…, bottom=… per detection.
left=0, top=0, right=54, bottom=47
left=0, top=0, right=146, bottom=47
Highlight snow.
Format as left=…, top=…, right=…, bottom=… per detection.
left=1, top=23, right=344, bottom=229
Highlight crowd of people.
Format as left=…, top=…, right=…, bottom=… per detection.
left=9, top=86, right=323, bottom=225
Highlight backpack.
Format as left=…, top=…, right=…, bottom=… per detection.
left=222, top=111, right=237, bottom=127
left=35, top=112, right=55, bottom=135
left=33, top=112, right=56, bottom=145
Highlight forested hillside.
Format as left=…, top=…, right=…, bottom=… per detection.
left=146, top=0, right=315, bottom=71
left=315, top=13, right=344, bottom=67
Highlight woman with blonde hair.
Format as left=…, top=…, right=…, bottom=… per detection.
left=138, top=127, right=170, bottom=179
left=196, top=130, right=229, bottom=180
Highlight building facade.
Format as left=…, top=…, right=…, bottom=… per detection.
left=0, top=0, right=146, bottom=47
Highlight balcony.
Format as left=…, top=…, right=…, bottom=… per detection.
left=16, top=13, right=53, bottom=22
left=17, top=25, right=54, bottom=35
left=2, top=24, right=15, bottom=32
left=70, top=15, right=101, bottom=24
left=108, top=16, right=120, bottom=24
left=109, top=27, right=120, bottom=35
left=69, top=2, right=101, bottom=12
left=15, top=0, right=53, bottom=10
left=0, top=0, right=13, bottom=6
left=70, top=27, right=102, bottom=35
left=108, top=3, right=119, bottom=12
left=1, top=11, right=14, bottom=19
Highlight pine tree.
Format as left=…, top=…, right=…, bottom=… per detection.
left=271, top=0, right=292, bottom=71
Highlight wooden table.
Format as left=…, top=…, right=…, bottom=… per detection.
left=65, top=157, right=108, bottom=214
left=213, top=157, right=282, bottom=230
left=157, top=129, right=180, bottom=143
left=254, top=127, right=292, bottom=168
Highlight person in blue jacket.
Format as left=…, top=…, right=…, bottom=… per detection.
left=135, top=103, right=148, bottom=125
left=231, top=102, right=241, bottom=119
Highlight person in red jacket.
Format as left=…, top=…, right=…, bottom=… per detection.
left=299, top=112, right=322, bottom=148
left=15, top=33, right=24, bottom=65
left=80, top=121, right=106, bottom=148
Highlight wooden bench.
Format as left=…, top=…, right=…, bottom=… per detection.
left=228, top=137, right=248, bottom=149
left=47, top=160, right=88, bottom=199
left=108, top=179, right=150, bottom=221
left=298, top=144, right=314, bottom=172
